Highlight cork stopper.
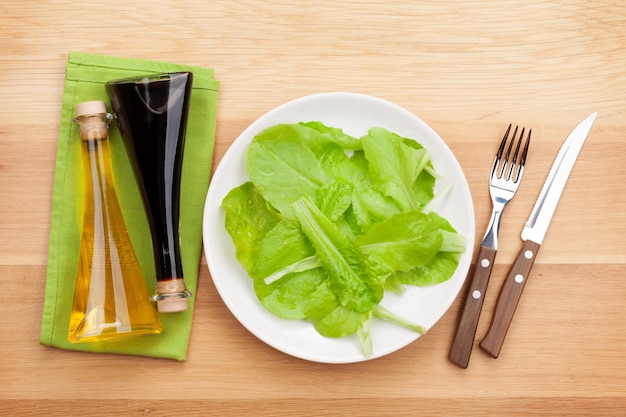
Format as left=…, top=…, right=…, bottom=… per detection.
left=75, top=101, right=109, bottom=141
left=76, top=100, right=107, bottom=117
left=155, top=279, right=191, bottom=313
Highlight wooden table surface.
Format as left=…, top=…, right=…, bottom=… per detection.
left=2, top=1, right=625, bottom=416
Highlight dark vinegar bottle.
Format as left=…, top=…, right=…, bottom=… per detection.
left=106, top=72, right=193, bottom=313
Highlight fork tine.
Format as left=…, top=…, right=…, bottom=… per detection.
left=506, top=127, right=524, bottom=180
left=495, top=124, right=517, bottom=179
left=496, top=124, right=512, bottom=160
left=503, top=126, right=517, bottom=164
left=494, top=124, right=512, bottom=178
left=520, top=129, right=531, bottom=166
left=511, top=128, right=531, bottom=182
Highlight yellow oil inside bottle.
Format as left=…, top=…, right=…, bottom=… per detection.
left=68, top=104, right=162, bottom=343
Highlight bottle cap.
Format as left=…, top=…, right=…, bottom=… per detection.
left=76, top=100, right=107, bottom=117
left=157, top=297, right=189, bottom=313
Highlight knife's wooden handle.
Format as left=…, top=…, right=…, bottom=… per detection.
left=448, top=245, right=497, bottom=368
left=479, top=240, right=541, bottom=358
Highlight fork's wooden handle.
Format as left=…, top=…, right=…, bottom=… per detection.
left=448, top=245, right=497, bottom=368
left=479, top=240, right=541, bottom=358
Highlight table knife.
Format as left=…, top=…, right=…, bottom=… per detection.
left=479, top=112, right=598, bottom=358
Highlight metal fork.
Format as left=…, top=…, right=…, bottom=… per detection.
left=449, top=124, right=531, bottom=369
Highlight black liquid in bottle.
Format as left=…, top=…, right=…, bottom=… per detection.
left=107, top=72, right=193, bottom=313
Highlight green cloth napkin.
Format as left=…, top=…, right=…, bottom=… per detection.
left=40, top=52, right=219, bottom=360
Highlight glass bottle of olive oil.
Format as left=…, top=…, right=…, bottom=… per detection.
left=68, top=100, right=162, bottom=343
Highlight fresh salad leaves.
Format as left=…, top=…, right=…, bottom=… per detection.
left=222, top=122, right=465, bottom=357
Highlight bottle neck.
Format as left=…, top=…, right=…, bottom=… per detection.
left=74, top=113, right=112, bottom=142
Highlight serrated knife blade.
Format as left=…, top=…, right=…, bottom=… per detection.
left=521, top=112, right=598, bottom=244
left=479, top=112, right=598, bottom=358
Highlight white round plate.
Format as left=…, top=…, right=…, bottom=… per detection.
left=202, top=92, right=475, bottom=363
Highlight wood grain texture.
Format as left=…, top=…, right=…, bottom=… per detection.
left=1, top=1, right=625, bottom=415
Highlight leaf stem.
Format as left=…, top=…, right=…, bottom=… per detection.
left=373, top=305, right=426, bottom=334
left=263, top=256, right=322, bottom=285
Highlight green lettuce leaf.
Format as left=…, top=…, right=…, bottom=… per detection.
left=246, top=124, right=330, bottom=217
left=298, top=121, right=363, bottom=152
left=355, top=211, right=443, bottom=273
left=316, top=181, right=353, bottom=222
left=361, top=127, right=432, bottom=212
left=252, top=219, right=316, bottom=280
left=393, top=251, right=461, bottom=287
left=254, top=268, right=326, bottom=320
left=222, top=182, right=280, bottom=274
left=292, top=196, right=384, bottom=313
left=304, top=280, right=371, bottom=338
